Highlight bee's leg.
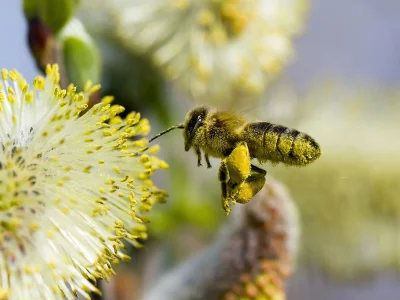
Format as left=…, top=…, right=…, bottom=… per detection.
left=250, top=164, right=267, bottom=176
left=221, top=142, right=252, bottom=207
left=205, top=154, right=212, bottom=168
left=234, top=165, right=267, bottom=204
left=226, top=142, right=251, bottom=183
left=218, top=160, right=231, bottom=215
left=221, top=181, right=230, bottom=215
left=224, top=144, right=267, bottom=205
left=195, top=148, right=202, bottom=167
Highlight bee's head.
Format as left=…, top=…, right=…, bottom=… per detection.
left=183, top=106, right=209, bottom=151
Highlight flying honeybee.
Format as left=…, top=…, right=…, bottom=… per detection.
left=149, top=106, right=322, bottom=214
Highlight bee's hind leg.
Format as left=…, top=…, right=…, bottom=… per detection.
left=226, top=142, right=252, bottom=183
left=250, top=164, right=267, bottom=176
left=233, top=164, right=267, bottom=204
left=218, top=160, right=231, bottom=215
left=217, top=143, right=267, bottom=215
left=218, top=142, right=252, bottom=214
left=205, top=154, right=212, bottom=168
left=224, top=144, right=267, bottom=205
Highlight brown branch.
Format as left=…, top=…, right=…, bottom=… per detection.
left=27, top=18, right=69, bottom=89
left=142, top=178, right=300, bottom=300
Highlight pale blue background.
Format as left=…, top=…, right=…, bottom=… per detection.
left=0, top=0, right=38, bottom=81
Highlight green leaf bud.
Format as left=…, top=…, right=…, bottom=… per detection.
left=58, top=18, right=101, bottom=90
left=23, top=0, right=81, bottom=34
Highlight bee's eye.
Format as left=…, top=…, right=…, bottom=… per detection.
left=197, top=116, right=202, bottom=123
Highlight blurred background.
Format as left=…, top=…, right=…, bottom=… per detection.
left=2, top=0, right=400, bottom=299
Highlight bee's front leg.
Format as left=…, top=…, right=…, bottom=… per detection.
left=195, top=148, right=202, bottom=167
left=205, top=154, right=212, bottom=168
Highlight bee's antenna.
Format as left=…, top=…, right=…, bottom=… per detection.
left=149, top=123, right=185, bottom=143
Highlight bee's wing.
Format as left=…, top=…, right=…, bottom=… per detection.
left=213, top=111, right=247, bottom=131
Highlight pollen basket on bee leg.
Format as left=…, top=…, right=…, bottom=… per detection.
left=225, top=142, right=251, bottom=183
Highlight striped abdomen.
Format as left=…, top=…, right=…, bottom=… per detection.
left=242, top=122, right=321, bottom=166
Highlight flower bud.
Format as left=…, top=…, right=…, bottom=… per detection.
left=58, top=18, right=101, bottom=90
left=23, top=0, right=81, bottom=34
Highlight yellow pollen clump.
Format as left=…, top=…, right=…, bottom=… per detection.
left=77, top=104, right=88, bottom=111
left=24, top=92, right=33, bottom=103
left=110, top=116, right=123, bottom=125
left=67, top=83, right=76, bottom=95
left=133, top=139, right=147, bottom=148
left=148, top=145, right=160, bottom=154
left=7, top=94, right=16, bottom=103
left=126, top=112, right=140, bottom=125
left=7, top=86, right=15, bottom=95
left=84, top=80, right=93, bottom=92
left=101, top=95, right=114, bottom=105
left=33, top=76, right=45, bottom=90
left=120, top=176, right=129, bottom=183
left=89, top=84, right=101, bottom=94
left=8, top=70, right=18, bottom=81
left=1, top=69, right=8, bottom=80
left=159, top=161, right=169, bottom=169
left=140, top=154, right=149, bottom=163
left=220, top=0, right=252, bottom=35
left=83, top=166, right=92, bottom=173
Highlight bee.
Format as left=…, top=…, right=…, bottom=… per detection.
left=149, top=106, right=321, bottom=214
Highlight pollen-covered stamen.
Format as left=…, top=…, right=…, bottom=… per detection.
left=0, top=65, right=168, bottom=299
left=0, top=143, right=42, bottom=212
left=196, top=0, right=256, bottom=44
left=115, top=0, right=307, bottom=102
